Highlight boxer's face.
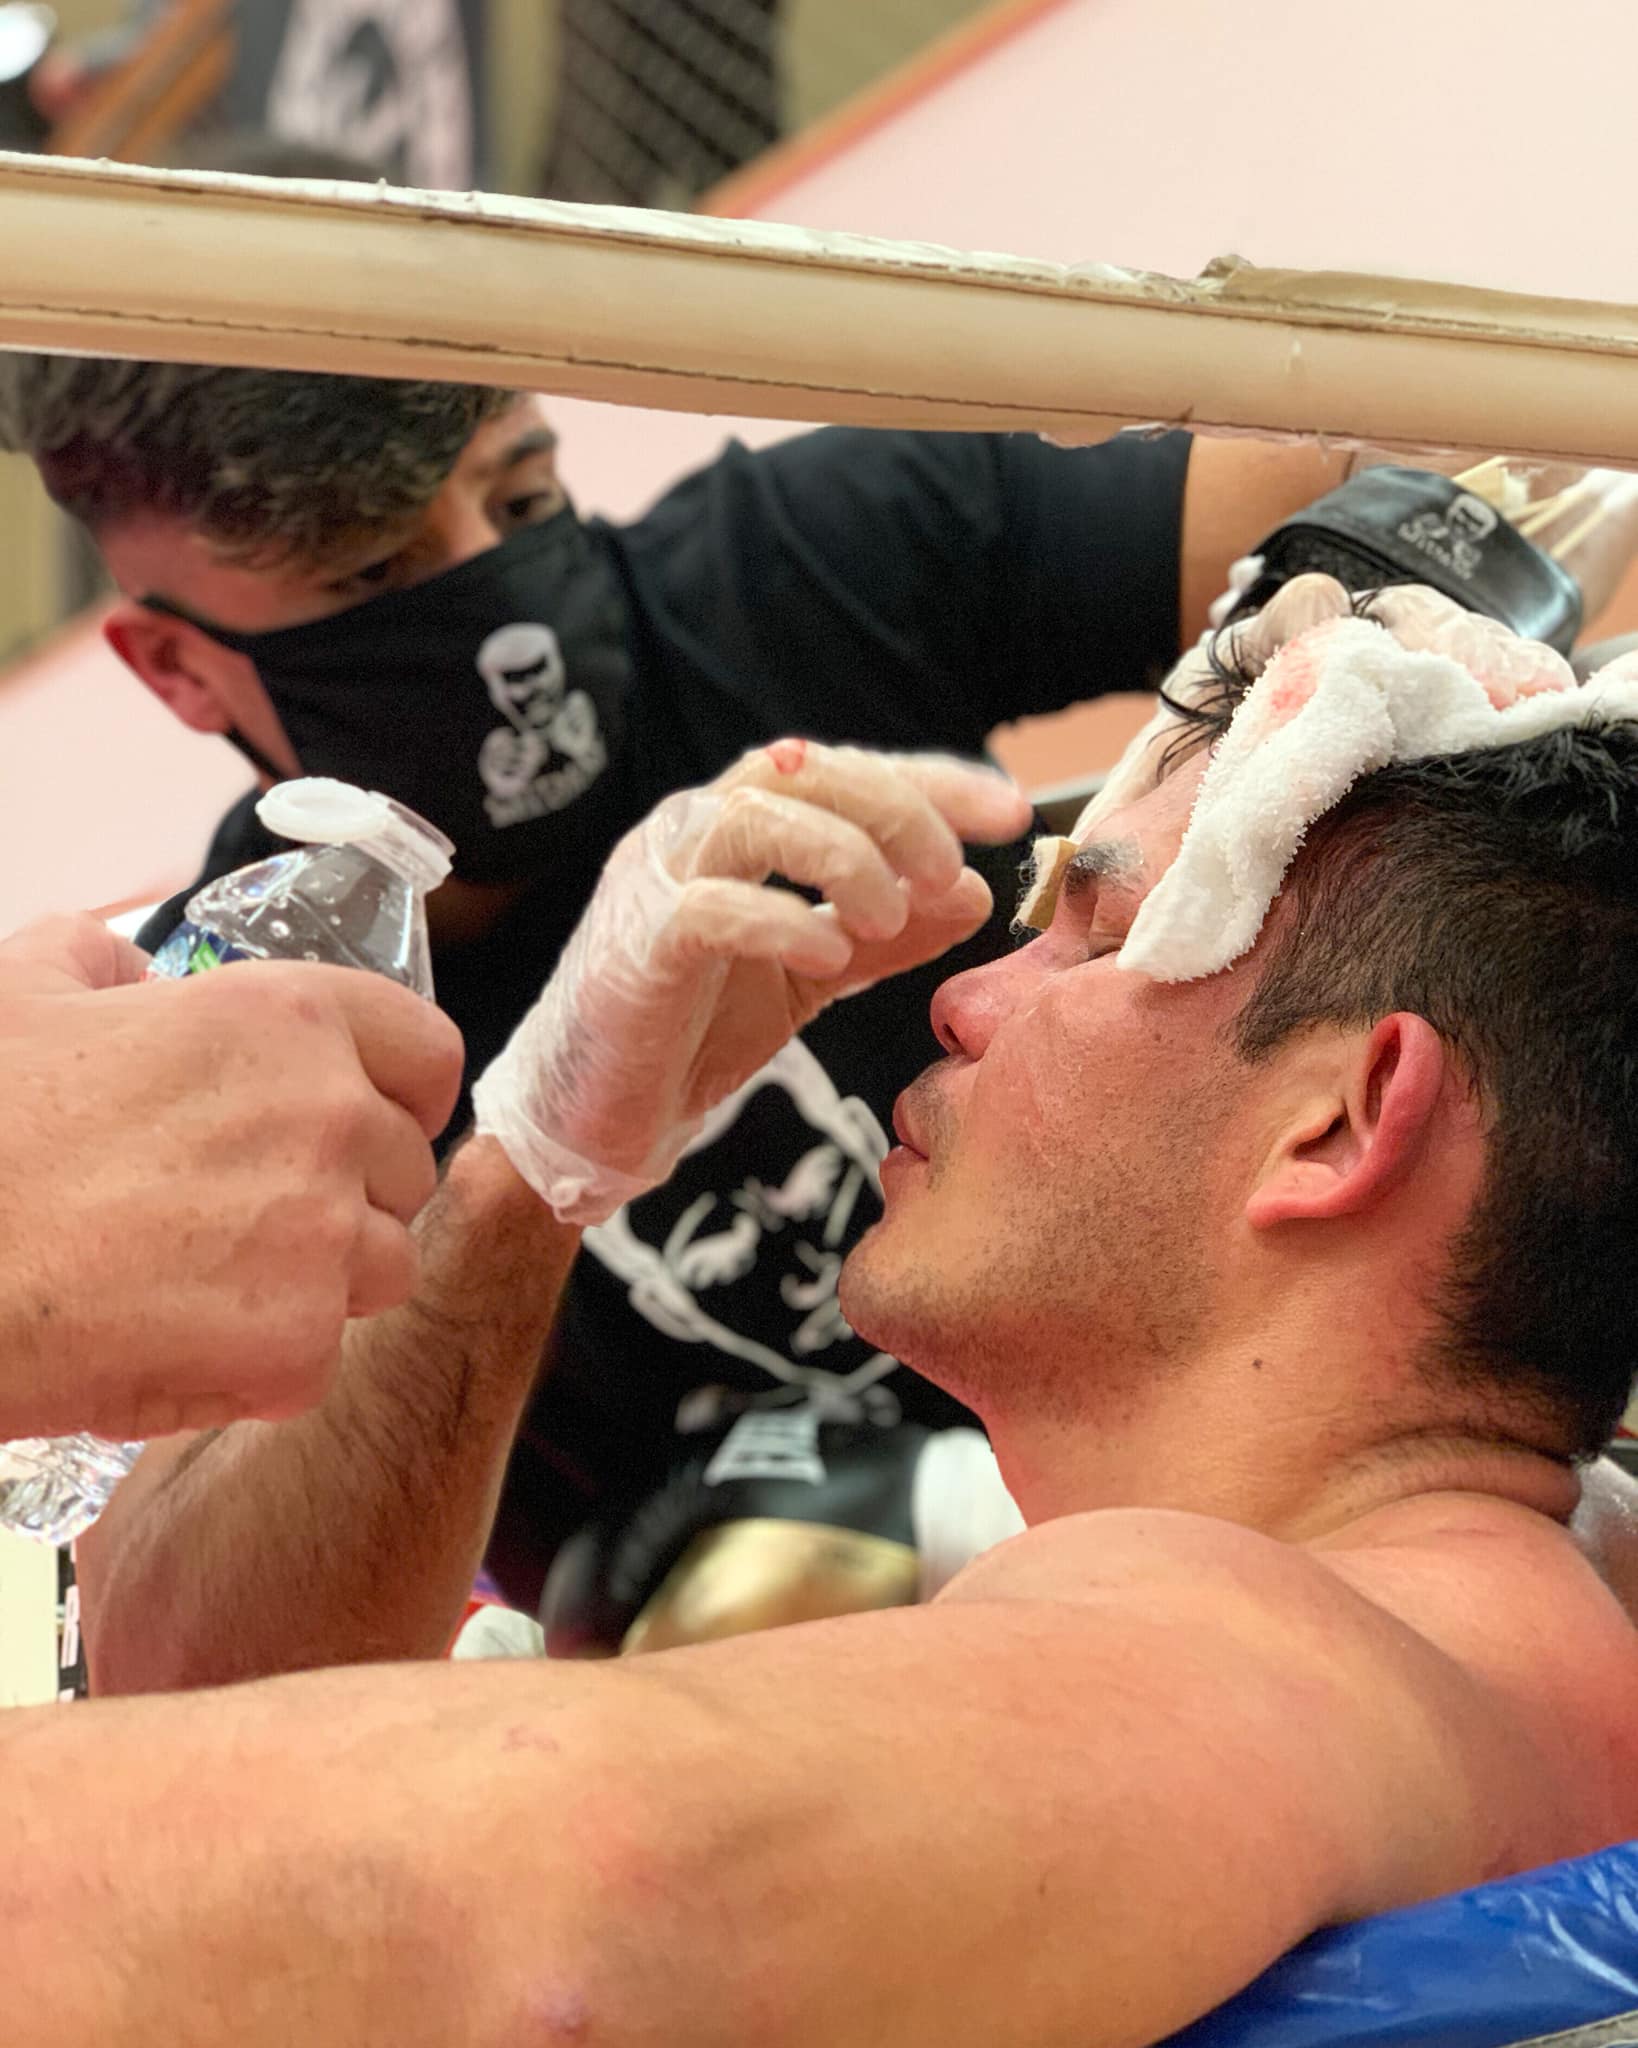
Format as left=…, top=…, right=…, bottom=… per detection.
left=840, top=759, right=1255, bottom=1413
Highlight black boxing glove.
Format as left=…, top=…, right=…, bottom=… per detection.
left=541, top=1414, right=932, bottom=1657
left=1229, top=467, right=1583, bottom=653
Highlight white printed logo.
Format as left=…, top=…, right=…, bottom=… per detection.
left=476, top=622, right=608, bottom=828
left=584, top=1040, right=903, bottom=1430
left=703, top=1410, right=826, bottom=1488
left=1396, top=491, right=1498, bottom=581
left=266, top=0, right=474, bottom=190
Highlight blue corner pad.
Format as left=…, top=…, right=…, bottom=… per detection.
left=1165, top=1841, right=1638, bottom=2048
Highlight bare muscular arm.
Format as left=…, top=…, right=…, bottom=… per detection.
left=1178, top=439, right=1349, bottom=641
left=4, top=1511, right=1587, bottom=2048
left=74, top=1138, right=577, bottom=1694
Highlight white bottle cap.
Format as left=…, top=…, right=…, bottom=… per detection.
left=256, top=777, right=455, bottom=893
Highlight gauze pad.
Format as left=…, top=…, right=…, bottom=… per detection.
left=1073, top=603, right=1638, bottom=984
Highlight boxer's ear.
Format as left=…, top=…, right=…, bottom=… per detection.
left=1244, top=1014, right=1448, bottom=1228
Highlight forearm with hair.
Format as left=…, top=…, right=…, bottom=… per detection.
left=75, top=1138, right=578, bottom=1694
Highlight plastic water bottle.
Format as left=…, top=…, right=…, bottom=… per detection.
left=0, top=779, right=454, bottom=1545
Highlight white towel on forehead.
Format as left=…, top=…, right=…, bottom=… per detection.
left=1077, top=612, right=1638, bottom=985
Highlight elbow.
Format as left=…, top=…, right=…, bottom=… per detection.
left=466, top=1720, right=790, bottom=2047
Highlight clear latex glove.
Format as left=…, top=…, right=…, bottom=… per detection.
left=1200, top=462, right=1638, bottom=634
left=473, top=739, right=1033, bottom=1223
left=1364, top=584, right=1574, bottom=701
left=1073, top=574, right=1576, bottom=852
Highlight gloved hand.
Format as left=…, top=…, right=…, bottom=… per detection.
left=473, top=739, right=1032, bottom=1223
left=1071, top=571, right=1367, bottom=843
left=1364, top=582, right=1574, bottom=700
left=1211, top=461, right=1638, bottom=649
left=1218, top=577, right=1572, bottom=698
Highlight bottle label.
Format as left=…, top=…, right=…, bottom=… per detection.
left=147, top=920, right=255, bottom=980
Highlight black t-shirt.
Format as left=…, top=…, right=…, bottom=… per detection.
left=141, top=426, right=1190, bottom=1597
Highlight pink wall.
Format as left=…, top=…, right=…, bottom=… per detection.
left=549, top=0, right=1638, bottom=523
left=6, top=0, right=1634, bottom=927
left=734, top=0, right=1638, bottom=298
left=0, top=614, right=248, bottom=932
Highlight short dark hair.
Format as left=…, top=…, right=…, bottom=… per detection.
left=1175, top=619, right=1638, bottom=1456
left=0, top=354, right=515, bottom=571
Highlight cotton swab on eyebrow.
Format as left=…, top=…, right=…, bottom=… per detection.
left=1017, top=835, right=1079, bottom=931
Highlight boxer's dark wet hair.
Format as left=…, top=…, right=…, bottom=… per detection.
left=0, top=354, right=515, bottom=571
left=1231, top=717, right=1638, bottom=1458
left=1159, top=587, right=1396, bottom=768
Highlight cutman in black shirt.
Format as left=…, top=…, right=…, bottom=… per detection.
left=0, top=356, right=1367, bottom=1649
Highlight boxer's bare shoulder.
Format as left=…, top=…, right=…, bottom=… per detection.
left=1322, top=1479, right=1638, bottom=1841
left=943, top=1487, right=1638, bottom=1879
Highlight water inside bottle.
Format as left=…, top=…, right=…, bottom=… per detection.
left=0, top=1434, right=145, bottom=1545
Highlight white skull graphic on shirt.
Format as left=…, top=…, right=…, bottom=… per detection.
left=583, top=1039, right=903, bottom=1430
left=475, top=621, right=607, bottom=826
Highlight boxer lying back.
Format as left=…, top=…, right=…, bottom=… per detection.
left=25, top=578, right=1638, bottom=2046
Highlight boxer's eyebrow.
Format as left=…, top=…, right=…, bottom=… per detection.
left=1062, top=839, right=1145, bottom=909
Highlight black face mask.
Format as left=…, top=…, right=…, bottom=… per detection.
left=149, top=512, right=637, bottom=887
